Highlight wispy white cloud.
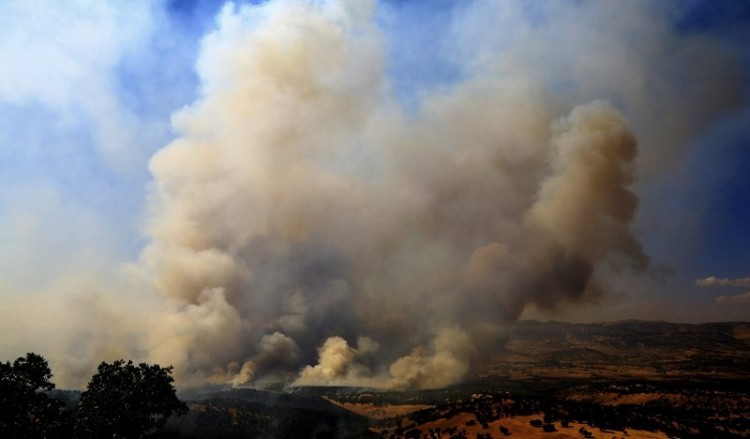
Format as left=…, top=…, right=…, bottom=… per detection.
left=697, top=276, right=750, bottom=305
left=715, top=291, right=750, bottom=304
left=696, top=276, right=750, bottom=287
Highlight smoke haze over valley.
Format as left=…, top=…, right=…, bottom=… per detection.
left=0, top=0, right=749, bottom=389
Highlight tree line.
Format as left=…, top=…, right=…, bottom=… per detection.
left=0, top=353, right=187, bottom=439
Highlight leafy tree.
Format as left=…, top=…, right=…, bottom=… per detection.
left=75, top=359, right=187, bottom=439
left=0, top=353, right=63, bottom=438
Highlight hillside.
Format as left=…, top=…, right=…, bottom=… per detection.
left=481, top=320, right=750, bottom=381
left=158, top=320, right=750, bottom=438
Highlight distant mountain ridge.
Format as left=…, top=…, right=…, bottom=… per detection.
left=482, top=319, right=750, bottom=381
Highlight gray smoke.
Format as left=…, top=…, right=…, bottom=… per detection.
left=136, top=0, right=740, bottom=388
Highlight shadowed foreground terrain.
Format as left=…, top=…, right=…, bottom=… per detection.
left=157, top=320, right=750, bottom=438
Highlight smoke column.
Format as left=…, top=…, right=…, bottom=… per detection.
left=138, top=0, right=736, bottom=389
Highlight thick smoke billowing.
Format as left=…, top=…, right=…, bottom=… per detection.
left=129, top=0, right=743, bottom=389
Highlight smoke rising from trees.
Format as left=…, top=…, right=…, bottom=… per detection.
left=139, top=0, right=664, bottom=388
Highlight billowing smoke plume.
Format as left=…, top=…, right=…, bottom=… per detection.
left=136, top=0, right=735, bottom=389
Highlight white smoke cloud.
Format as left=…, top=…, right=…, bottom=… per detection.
left=148, top=288, right=251, bottom=385
left=295, top=336, right=380, bottom=387
left=137, top=0, right=667, bottom=389
left=445, top=0, right=743, bottom=176
left=212, top=331, right=300, bottom=387
left=388, top=327, right=475, bottom=390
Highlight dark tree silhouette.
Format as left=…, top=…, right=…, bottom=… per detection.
left=74, top=359, right=187, bottom=439
left=0, top=353, right=62, bottom=438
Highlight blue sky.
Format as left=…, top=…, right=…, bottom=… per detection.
left=0, top=0, right=749, bottom=384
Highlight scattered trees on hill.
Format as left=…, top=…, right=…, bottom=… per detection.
left=0, top=353, right=186, bottom=439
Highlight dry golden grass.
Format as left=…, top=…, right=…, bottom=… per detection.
left=567, top=391, right=677, bottom=406
left=376, top=412, right=669, bottom=439
left=323, top=397, right=432, bottom=420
